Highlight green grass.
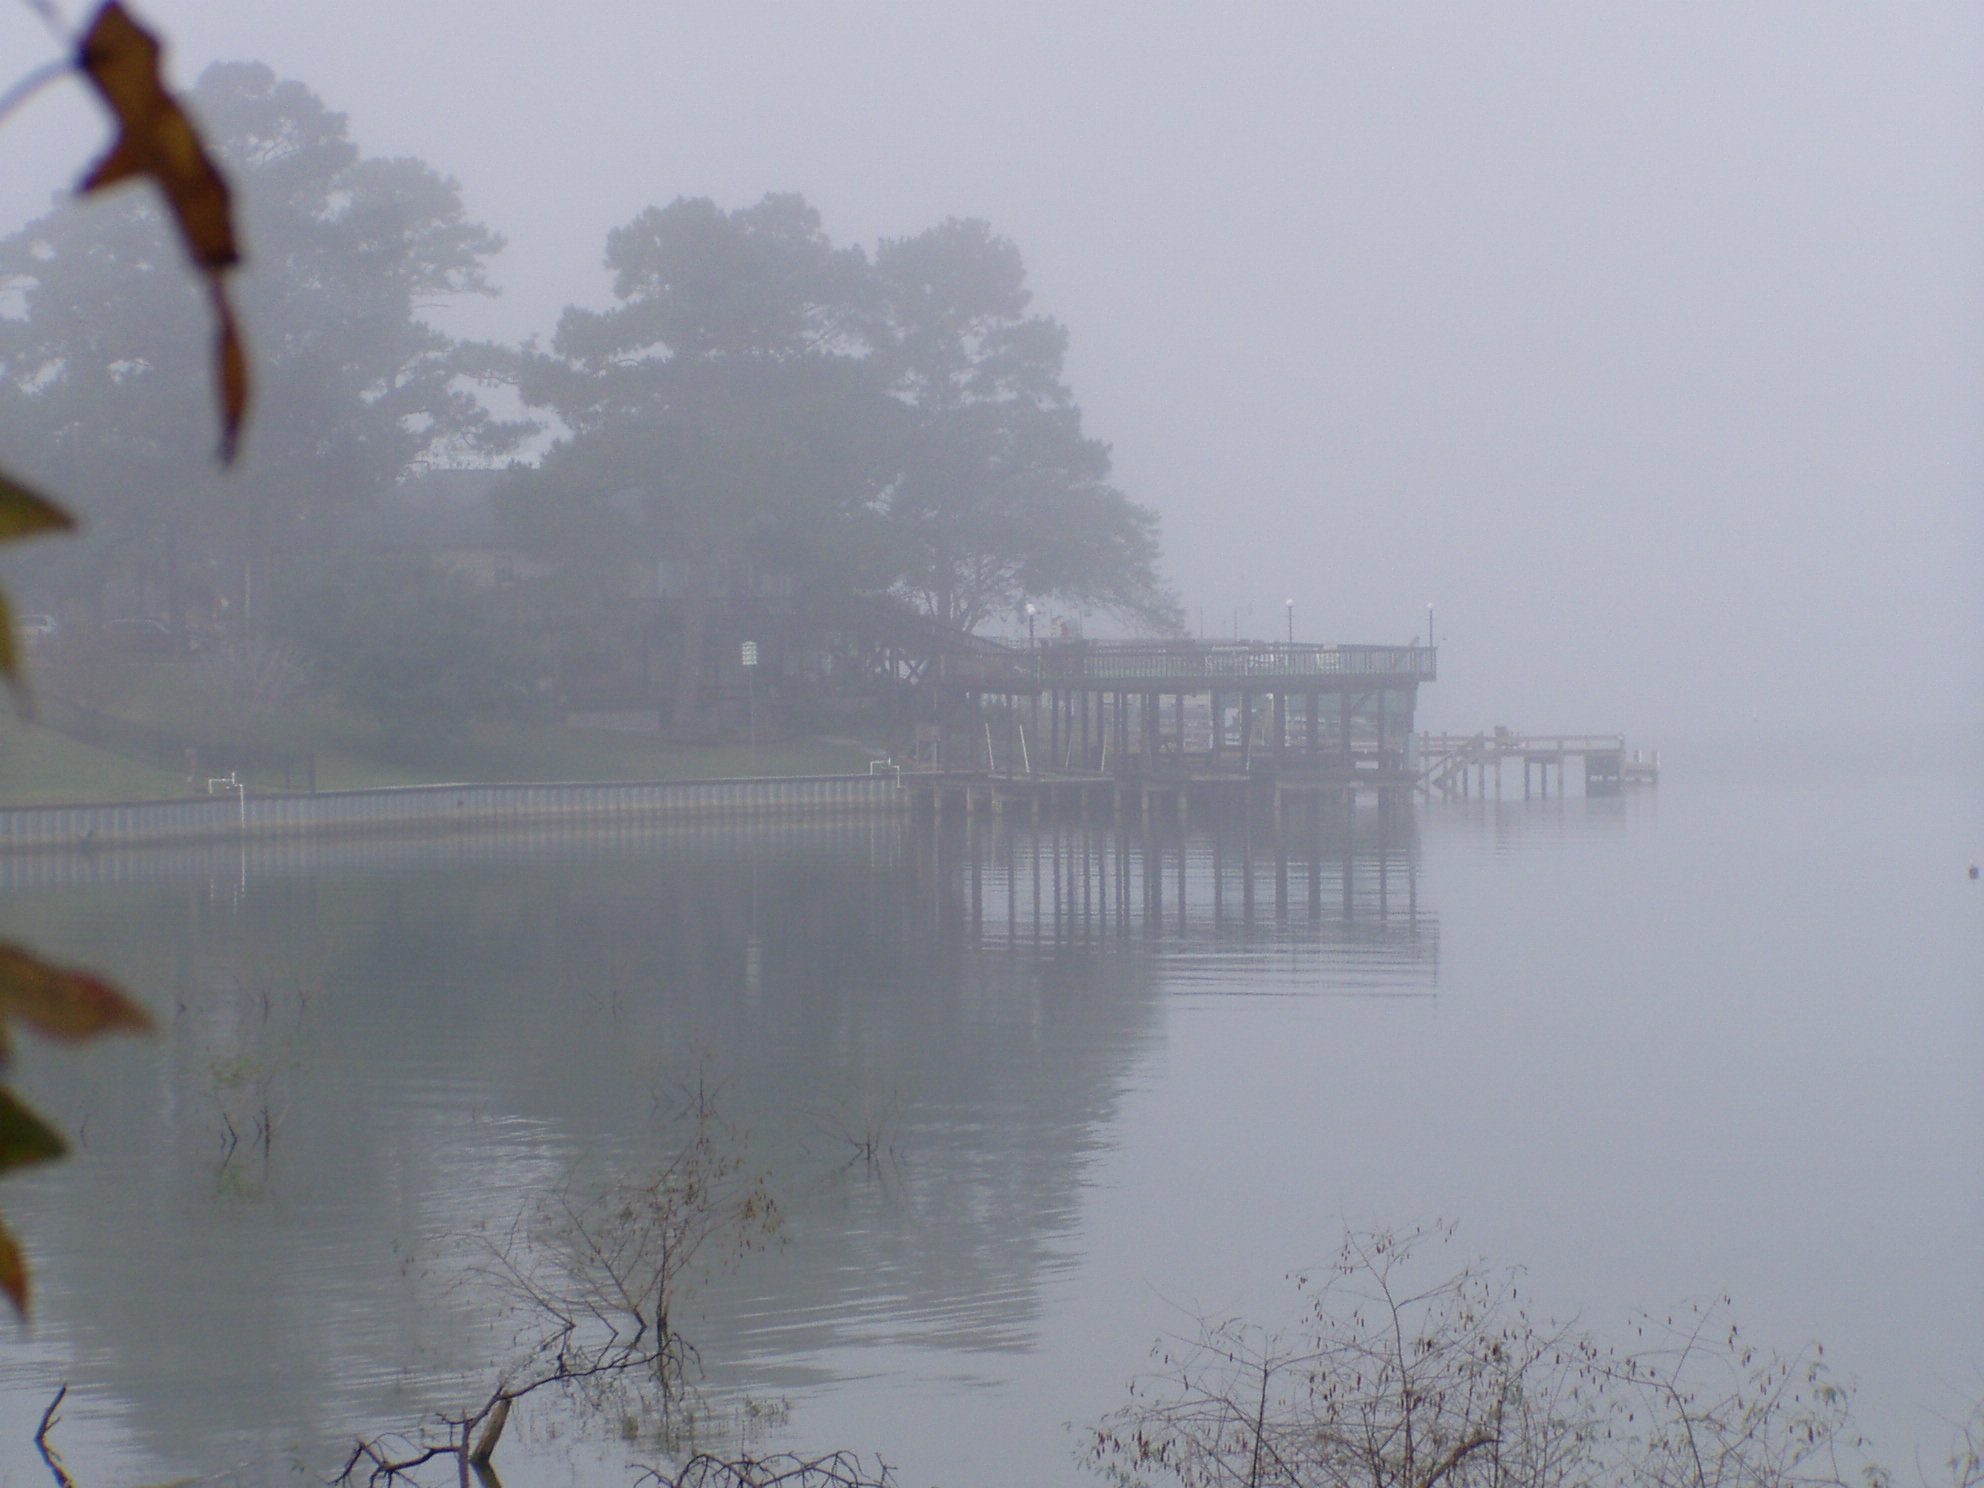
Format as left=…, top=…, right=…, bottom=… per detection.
left=0, top=716, right=191, bottom=805
left=0, top=675, right=879, bottom=805
left=306, top=716, right=873, bottom=791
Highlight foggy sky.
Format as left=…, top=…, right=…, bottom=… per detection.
left=2, top=3, right=1978, bottom=742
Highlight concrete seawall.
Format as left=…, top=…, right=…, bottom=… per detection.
left=0, top=775, right=907, bottom=854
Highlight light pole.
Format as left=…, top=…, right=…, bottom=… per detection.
left=741, top=639, right=759, bottom=772
left=1426, top=603, right=1434, bottom=650
left=1025, top=602, right=1036, bottom=647
left=1285, top=598, right=1294, bottom=647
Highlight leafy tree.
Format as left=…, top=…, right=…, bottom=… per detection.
left=871, top=218, right=1181, bottom=635
left=277, top=551, right=541, bottom=757
left=507, top=194, right=887, bottom=738
left=506, top=205, right=1182, bottom=744
left=0, top=60, right=522, bottom=638
left=176, top=634, right=314, bottom=748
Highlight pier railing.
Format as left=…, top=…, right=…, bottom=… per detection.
left=1414, top=731, right=1656, bottom=798
left=943, top=642, right=1436, bottom=690
left=1418, top=732, right=1625, bottom=757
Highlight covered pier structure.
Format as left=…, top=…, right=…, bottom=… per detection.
left=914, top=638, right=1436, bottom=818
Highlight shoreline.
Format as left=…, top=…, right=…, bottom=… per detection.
left=0, top=774, right=908, bottom=854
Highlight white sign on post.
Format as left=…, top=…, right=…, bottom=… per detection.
left=741, top=641, right=758, bottom=667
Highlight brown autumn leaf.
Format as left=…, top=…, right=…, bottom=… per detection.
left=0, top=1217, right=24, bottom=1316
left=0, top=591, right=19, bottom=698
left=74, top=1, right=250, bottom=460
left=0, top=1092, right=65, bottom=1178
left=0, top=944, right=154, bottom=1061
left=74, top=2, right=235, bottom=269
left=209, top=279, right=248, bottom=463
left=0, top=473, right=74, bottom=547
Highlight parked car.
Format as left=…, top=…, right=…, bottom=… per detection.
left=103, top=617, right=174, bottom=655
left=19, top=614, right=57, bottom=646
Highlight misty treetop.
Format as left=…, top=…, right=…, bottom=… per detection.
left=504, top=194, right=1180, bottom=733
left=0, top=61, right=525, bottom=622
left=506, top=195, right=895, bottom=734
left=507, top=198, right=1180, bottom=638
left=872, top=217, right=1176, bottom=636
left=0, top=57, right=1178, bottom=742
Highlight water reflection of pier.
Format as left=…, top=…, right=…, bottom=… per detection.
left=915, top=800, right=1439, bottom=993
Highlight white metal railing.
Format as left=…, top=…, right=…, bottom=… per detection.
left=944, top=642, right=1437, bottom=688
left=0, top=775, right=908, bottom=853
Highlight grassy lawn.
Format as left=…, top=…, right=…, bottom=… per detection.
left=0, top=687, right=880, bottom=806
left=306, top=717, right=874, bottom=791
left=0, top=717, right=191, bottom=805
left=0, top=654, right=886, bottom=805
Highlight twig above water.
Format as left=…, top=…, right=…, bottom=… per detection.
left=36, top=1384, right=78, bottom=1488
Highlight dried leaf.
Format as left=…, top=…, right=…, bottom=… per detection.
left=0, top=1217, right=24, bottom=1317
left=0, top=473, right=74, bottom=546
left=0, top=944, right=154, bottom=1053
left=0, top=592, right=16, bottom=695
left=74, top=2, right=251, bottom=461
left=0, top=1092, right=65, bottom=1178
left=75, top=2, right=236, bottom=270
left=211, top=279, right=248, bottom=463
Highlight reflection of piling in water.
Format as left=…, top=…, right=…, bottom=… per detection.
left=917, top=800, right=1436, bottom=989
left=905, top=770, right=1420, bottom=829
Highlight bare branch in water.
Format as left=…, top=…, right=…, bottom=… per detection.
left=337, top=1102, right=781, bottom=1486
left=639, top=1451, right=897, bottom=1488
left=35, top=1385, right=78, bottom=1488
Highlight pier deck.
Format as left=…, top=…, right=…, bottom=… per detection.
left=925, top=637, right=1437, bottom=787
left=1417, top=730, right=1660, bottom=798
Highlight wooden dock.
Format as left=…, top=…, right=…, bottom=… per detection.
left=892, top=631, right=1651, bottom=811
left=926, top=637, right=1435, bottom=788
left=1416, top=729, right=1659, bottom=798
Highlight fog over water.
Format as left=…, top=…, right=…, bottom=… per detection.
left=2, top=3, right=1978, bottom=737
left=0, top=7, right=1978, bottom=1487
left=0, top=748, right=1975, bottom=1486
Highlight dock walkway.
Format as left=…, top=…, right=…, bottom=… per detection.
left=1416, top=730, right=1659, bottom=798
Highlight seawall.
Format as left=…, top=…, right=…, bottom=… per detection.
left=0, top=775, right=908, bottom=854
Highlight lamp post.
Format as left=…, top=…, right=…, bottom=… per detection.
left=1285, top=598, right=1294, bottom=647
left=1426, top=603, right=1434, bottom=650
left=741, top=639, right=759, bottom=773
left=1025, top=602, right=1036, bottom=647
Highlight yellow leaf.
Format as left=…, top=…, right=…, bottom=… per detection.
left=0, top=944, right=154, bottom=1049
left=0, top=473, right=74, bottom=546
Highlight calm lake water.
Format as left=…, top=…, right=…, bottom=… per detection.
left=0, top=739, right=1976, bottom=1488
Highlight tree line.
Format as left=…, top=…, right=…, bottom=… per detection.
left=0, top=62, right=1180, bottom=746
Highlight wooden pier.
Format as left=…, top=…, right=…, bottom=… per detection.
left=891, top=631, right=1656, bottom=811
left=904, top=636, right=1437, bottom=819
left=1415, top=729, right=1660, bottom=799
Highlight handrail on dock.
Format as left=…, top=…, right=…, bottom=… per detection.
left=942, top=641, right=1436, bottom=689
left=1414, top=730, right=1657, bottom=798
left=1419, top=731, right=1626, bottom=755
